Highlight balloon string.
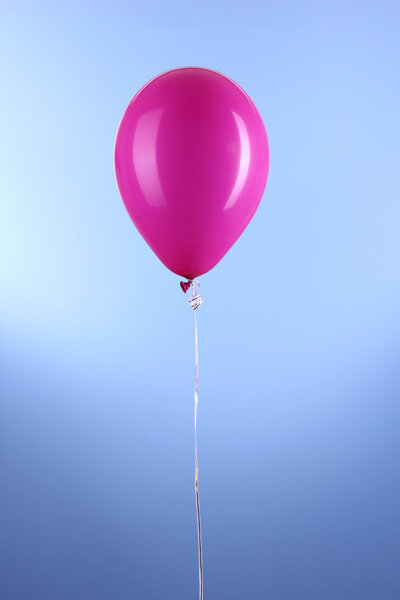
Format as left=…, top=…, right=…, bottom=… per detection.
left=180, top=279, right=204, bottom=598
left=192, top=281, right=203, bottom=600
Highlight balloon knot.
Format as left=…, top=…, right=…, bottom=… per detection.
left=180, top=280, right=192, bottom=293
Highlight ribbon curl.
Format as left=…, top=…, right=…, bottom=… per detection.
left=180, top=279, right=204, bottom=310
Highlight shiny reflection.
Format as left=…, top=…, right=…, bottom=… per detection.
left=133, top=108, right=166, bottom=207
left=224, top=112, right=251, bottom=210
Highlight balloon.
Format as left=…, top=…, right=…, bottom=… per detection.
left=114, top=67, right=269, bottom=279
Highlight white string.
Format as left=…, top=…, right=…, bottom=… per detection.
left=190, top=280, right=203, bottom=600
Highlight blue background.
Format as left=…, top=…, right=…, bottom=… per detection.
left=1, top=1, right=400, bottom=598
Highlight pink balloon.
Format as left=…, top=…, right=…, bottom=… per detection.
left=114, top=67, right=269, bottom=279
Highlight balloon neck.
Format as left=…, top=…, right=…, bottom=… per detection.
left=180, top=280, right=192, bottom=293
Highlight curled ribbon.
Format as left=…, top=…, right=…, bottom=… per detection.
left=180, top=279, right=204, bottom=310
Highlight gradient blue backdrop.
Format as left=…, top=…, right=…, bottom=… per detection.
left=1, top=1, right=400, bottom=598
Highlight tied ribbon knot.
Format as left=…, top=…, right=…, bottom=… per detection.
left=180, top=279, right=204, bottom=310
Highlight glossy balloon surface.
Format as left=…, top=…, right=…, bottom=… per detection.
left=115, top=67, right=269, bottom=279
